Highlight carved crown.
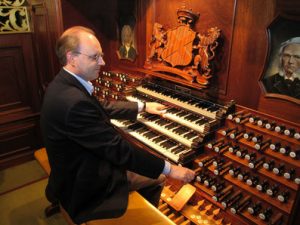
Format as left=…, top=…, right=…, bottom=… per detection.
left=177, top=7, right=200, bottom=24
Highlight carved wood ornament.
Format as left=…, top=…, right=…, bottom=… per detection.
left=144, top=6, right=221, bottom=88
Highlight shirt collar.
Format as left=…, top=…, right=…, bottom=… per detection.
left=279, top=71, right=296, bottom=81
left=63, top=67, right=94, bottom=95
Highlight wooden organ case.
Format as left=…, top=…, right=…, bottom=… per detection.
left=91, top=2, right=300, bottom=225
left=94, top=67, right=300, bottom=225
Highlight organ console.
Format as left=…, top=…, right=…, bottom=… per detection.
left=94, top=70, right=300, bottom=225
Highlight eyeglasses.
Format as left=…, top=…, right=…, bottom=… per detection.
left=74, top=51, right=104, bottom=62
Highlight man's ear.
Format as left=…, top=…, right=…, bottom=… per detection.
left=66, top=51, right=75, bottom=66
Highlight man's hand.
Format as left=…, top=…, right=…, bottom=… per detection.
left=167, top=164, right=196, bottom=183
left=145, top=102, right=167, bottom=115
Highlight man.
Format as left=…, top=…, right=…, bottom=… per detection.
left=40, top=26, right=195, bottom=224
left=263, top=37, right=300, bottom=99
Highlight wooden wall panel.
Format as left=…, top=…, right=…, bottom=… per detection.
left=227, top=0, right=276, bottom=108
left=0, top=34, right=40, bottom=115
left=0, top=34, right=42, bottom=168
left=31, top=1, right=59, bottom=95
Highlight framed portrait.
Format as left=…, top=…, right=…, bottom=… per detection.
left=260, top=16, right=300, bottom=104
left=116, top=1, right=137, bottom=62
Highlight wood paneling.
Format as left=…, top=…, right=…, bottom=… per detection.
left=0, top=34, right=40, bottom=115
left=0, top=34, right=42, bottom=168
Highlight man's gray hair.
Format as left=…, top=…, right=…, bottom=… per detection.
left=278, top=37, right=300, bottom=77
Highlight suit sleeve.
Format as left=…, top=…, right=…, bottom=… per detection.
left=102, top=100, right=138, bottom=120
left=65, top=99, right=164, bottom=178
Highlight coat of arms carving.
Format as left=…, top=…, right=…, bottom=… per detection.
left=145, top=7, right=221, bottom=88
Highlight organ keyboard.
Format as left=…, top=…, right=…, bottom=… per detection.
left=135, top=83, right=224, bottom=119
left=108, top=80, right=233, bottom=165
left=110, top=119, right=196, bottom=164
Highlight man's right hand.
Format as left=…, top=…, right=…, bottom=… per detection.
left=167, top=164, right=196, bottom=183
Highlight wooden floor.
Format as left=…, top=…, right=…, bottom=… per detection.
left=0, top=161, right=67, bottom=225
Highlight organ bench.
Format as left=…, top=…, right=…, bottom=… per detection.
left=34, top=148, right=175, bottom=225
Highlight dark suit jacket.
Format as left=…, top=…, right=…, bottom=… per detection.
left=40, top=69, right=164, bottom=224
left=118, top=45, right=137, bottom=60
left=263, top=73, right=300, bottom=99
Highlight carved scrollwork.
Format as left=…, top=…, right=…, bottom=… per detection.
left=0, top=0, right=26, bottom=7
left=145, top=6, right=221, bottom=88
left=0, top=0, right=30, bottom=33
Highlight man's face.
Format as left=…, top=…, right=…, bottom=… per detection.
left=122, top=26, right=132, bottom=46
left=281, top=43, right=300, bottom=77
left=74, top=33, right=105, bottom=81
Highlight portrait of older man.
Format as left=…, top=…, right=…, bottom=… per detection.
left=263, top=37, right=300, bottom=99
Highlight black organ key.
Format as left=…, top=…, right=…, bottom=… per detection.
left=155, top=118, right=171, bottom=126
left=128, top=122, right=145, bottom=131
left=165, top=122, right=178, bottom=130
left=172, top=145, right=185, bottom=154
left=166, top=107, right=180, bottom=114
left=143, top=131, right=157, bottom=139
left=152, top=136, right=165, bottom=144
left=184, top=113, right=200, bottom=122
left=207, top=104, right=219, bottom=112
left=176, top=111, right=190, bottom=117
left=195, top=118, right=208, bottom=125
left=183, top=131, right=198, bottom=139
left=172, top=126, right=190, bottom=135
left=161, top=140, right=177, bottom=149
left=123, top=120, right=135, bottom=126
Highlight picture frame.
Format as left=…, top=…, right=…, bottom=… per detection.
left=116, top=1, right=137, bottom=62
left=260, top=16, right=300, bottom=104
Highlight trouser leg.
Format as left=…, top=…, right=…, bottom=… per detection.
left=127, top=171, right=166, bottom=207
